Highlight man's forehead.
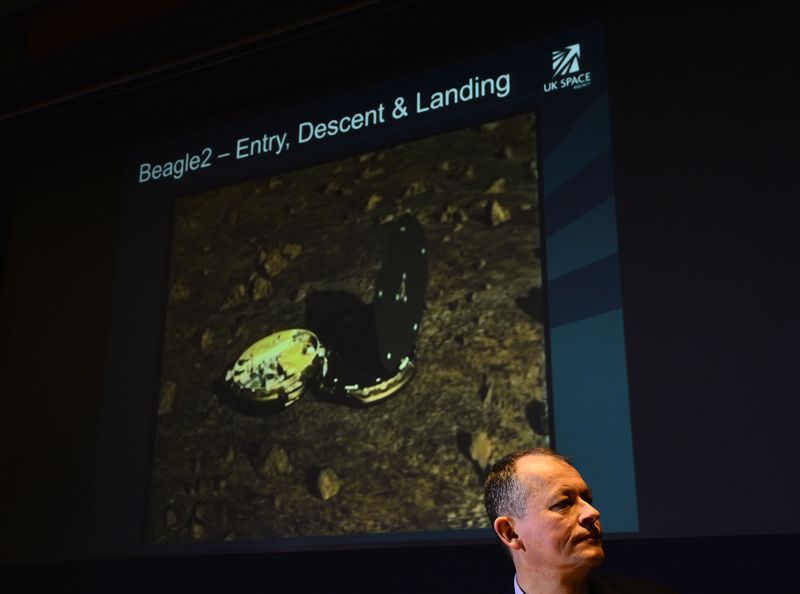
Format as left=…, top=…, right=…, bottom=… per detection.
left=515, top=454, right=585, bottom=489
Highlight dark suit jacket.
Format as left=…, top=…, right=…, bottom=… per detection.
left=499, top=572, right=679, bottom=594
left=589, top=573, right=678, bottom=593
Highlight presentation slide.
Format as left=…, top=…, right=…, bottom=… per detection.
left=92, top=23, right=637, bottom=555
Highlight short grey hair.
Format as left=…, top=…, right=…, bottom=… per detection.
left=483, top=447, right=571, bottom=524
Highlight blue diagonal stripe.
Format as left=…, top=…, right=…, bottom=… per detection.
left=546, top=197, right=618, bottom=281
left=543, top=91, right=611, bottom=196
left=545, top=150, right=614, bottom=235
left=547, top=253, right=621, bottom=328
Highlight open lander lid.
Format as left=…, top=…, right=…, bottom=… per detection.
left=224, top=214, right=428, bottom=410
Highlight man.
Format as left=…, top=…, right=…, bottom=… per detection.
left=484, top=448, right=675, bottom=594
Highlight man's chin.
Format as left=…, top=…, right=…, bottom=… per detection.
left=565, top=547, right=605, bottom=577
left=585, top=546, right=605, bottom=567
left=578, top=541, right=605, bottom=566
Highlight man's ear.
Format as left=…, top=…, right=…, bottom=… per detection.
left=493, top=516, right=524, bottom=551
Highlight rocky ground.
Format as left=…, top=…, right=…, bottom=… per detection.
left=150, top=112, right=549, bottom=545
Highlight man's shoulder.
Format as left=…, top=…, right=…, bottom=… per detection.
left=590, top=573, right=679, bottom=594
left=493, top=573, right=678, bottom=594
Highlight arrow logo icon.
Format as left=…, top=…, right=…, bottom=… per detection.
left=552, top=44, right=581, bottom=78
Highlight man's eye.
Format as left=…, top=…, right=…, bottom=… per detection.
left=551, top=499, right=571, bottom=510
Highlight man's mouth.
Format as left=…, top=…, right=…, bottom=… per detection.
left=575, top=530, right=602, bottom=544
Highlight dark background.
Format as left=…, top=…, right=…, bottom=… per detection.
left=2, top=3, right=799, bottom=592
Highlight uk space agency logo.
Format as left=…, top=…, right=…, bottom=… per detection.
left=552, top=44, right=581, bottom=78
left=544, top=43, right=591, bottom=93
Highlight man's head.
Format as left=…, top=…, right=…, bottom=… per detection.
left=484, top=448, right=604, bottom=581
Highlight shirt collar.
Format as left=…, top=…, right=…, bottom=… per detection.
left=514, top=574, right=525, bottom=594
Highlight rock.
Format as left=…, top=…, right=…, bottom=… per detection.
left=485, top=178, right=507, bottom=194
left=323, top=181, right=341, bottom=195
left=221, top=283, right=247, bottom=310
left=415, top=210, right=430, bottom=224
left=403, top=180, right=427, bottom=197
left=281, top=243, right=302, bottom=260
left=364, top=193, right=383, bottom=212
left=480, top=121, right=501, bottom=132
left=259, top=445, right=292, bottom=478
left=158, top=381, right=176, bottom=415
left=189, top=519, right=205, bottom=540
left=361, top=166, right=384, bottom=179
left=439, top=204, right=469, bottom=224
left=322, top=181, right=352, bottom=196
left=259, top=248, right=288, bottom=278
left=165, top=507, right=177, bottom=529
left=316, top=467, right=342, bottom=501
left=290, top=284, right=309, bottom=303
left=464, top=164, right=475, bottom=180
left=495, top=145, right=514, bottom=159
left=526, top=399, right=550, bottom=435
left=520, top=202, right=533, bottom=211
left=268, top=178, right=283, bottom=190
left=223, top=445, right=235, bottom=466
left=248, top=273, right=272, bottom=301
left=380, top=213, right=396, bottom=224
left=470, top=431, right=493, bottom=470
left=193, top=502, right=206, bottom=520
left=490, top=200, right=511, bottom=226
left=199, top=327, right=214, bottom=352
left=437, top=160, right=453, bottom=172
left=169, top=279, right=190, bottom=305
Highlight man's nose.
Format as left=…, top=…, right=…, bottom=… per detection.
left=578, top=499, right=601, bottom=527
